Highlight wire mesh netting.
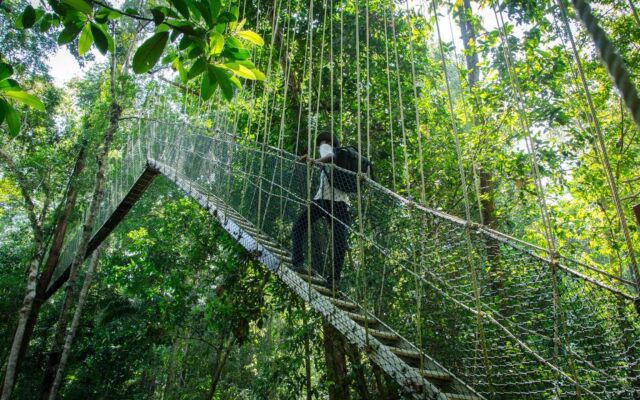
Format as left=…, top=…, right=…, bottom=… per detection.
left=50, top=116, right=639, bottom=399
left=45, top=0, right=640, bottom=394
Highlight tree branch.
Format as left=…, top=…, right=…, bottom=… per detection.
left=0, top=148, right=42, bottom=239
left=89, top=0, right=153, bottom=22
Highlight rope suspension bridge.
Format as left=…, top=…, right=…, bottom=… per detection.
left=42, top=0, right=640, bottom=398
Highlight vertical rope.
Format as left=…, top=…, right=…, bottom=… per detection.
left=492, top=0, right=585, bottom=393
left=353, top=0, right=369, bottom=346
left=389, top=13, right=411, bottom=197
left=430, top=1, right=493, bottom=394
left=305, top=0, right=315, bottom=296
left=570, top=0, right=640, bottom=132
left=558, top=0, right=640, bottom=293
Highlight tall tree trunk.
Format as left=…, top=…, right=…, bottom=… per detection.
left=38, top=142, right=88, bottom=293
left=0, top=150, right=45, bottom=400
left=39, top=69, right=122, bottom=399
left=456, top=0, right=502, bottom=291
left=1, top=244, right=42, bottom=400
left=1, top=142, right=88, bottom=395
left=48, top=248, right=102, bottom=400
left=322, top=321, right=348, bottom=400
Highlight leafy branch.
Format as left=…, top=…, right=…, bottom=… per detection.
left=2, top=0, right=266, bottom=136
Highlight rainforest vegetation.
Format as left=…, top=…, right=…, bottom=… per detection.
left=1, top=0, right=639, bottom=398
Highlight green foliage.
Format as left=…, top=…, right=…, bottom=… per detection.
left=0, top=61, right=45, bottom=135
left=5, top=0, right=266, bottom=137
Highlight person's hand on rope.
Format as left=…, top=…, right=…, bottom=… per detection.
left=297, top=154, right=309, bottom=163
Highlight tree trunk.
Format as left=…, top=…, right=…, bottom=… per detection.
left=0, top=142, right=86, bottom=398
left=1, top=245, right=42, bottom=400
left=48, top=248, right=102, bottom=400
left=322, top=321, right=348, bottom=400
left=38, top=143, right=88, bottom=292
left=206, top=337, right=235, bottom=400
left=456, top=0, right=502, bottom=291
left=0, top=149, right=45, bottom=400
left=346, top=343, right=370, bottom=400
left=371, top=363, right=399, bottom=399
left=39, top=96, right=122, bottom=400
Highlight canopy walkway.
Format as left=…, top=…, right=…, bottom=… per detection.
left=37, top=0, right=640, bottom=396
left=45, top=119, right=640, bottom=399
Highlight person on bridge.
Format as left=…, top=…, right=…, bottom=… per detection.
left=291, top=131, right=351, bottom=290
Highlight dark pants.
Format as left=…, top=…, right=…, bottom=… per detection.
left=291, top=200, right=351, bottom=282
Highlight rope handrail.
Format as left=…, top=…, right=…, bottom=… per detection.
left=155, top=118, right=639, bottom=296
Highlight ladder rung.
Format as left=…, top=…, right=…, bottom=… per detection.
left=344, top=311, right=378, bottom=325
left=311, top=284, right=339, bottom=297
left=390, top=347, right=422, bottom=359
left=367, top=328, right=399, bottom=342
left=329, top=297, right=358, bottom=310
left=418, top=368, right=451, bottom=381
left=261, top=243, right=289, bottom=256
left=296, top=273, right=327, bottom=286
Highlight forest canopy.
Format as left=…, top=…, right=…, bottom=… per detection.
left=1, top=0, right=640, bottom=398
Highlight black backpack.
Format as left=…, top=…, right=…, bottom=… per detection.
left=323, top=146, right=372, bottom=193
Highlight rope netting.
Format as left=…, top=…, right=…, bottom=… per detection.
left=48, top=0, right=640, bottom=397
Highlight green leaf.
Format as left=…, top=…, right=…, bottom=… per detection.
left=78, top=23, right=93, bottom=56
left=179, top=35, right=193, bottom=50
left=0, top=102, right=4, bottom=125
left=251, top=68, right=265, bottom=81
left=90, top=23, right=112, bottom=54
left=237, top=30, right=264, bottom=46
left=125, top=7, right=140, bottom=15
left=229, top=75, right=241, bottom=89
left=20, top=6, right=37, bottom=29
left=222, top=47, right=250, bottom=60
left=0, top=63, right=13, bottom=82
left=174, top=58, right=188, bottom=83
left=132, top=31, right=170, bottom=74
left=187, top=58, right=207, bottom=80
left=212, top=65, right=233, bottom=100
left=236, top=60, right=255, bottom=69
left=1, top=100, right=20, bottom=136
left=155, top=23, right=171, bottom=33
left=187, top=0, right=202, bottom=20
left=151, top=7, right=166, bottom=25
left=225, top=63, right=256, bottom=80
left=187, top=46, right=203, bottom=59
left=3, top=90, right=45, bottom=110
left=200, top=67, right=217, bottom=100
left=0, top=79, right=20, bottom=90
left=95, top=8, right=118, bottom=23
left=209, top=0, right=220, bottom=21
left=217, top=11, right=236, bottom=23
left=58, top=23, right=83, bottom=44
left=62, top=10, right=87, bottom=25
left=168, top=20, right=197, bottom=35
left=62, top=0, right=92, bottom=14
left=170, top=0, right=190, bottom=19
left=161, top=52, right=178, bottom=65
left=170, top=29, right=181, bottom=42
left=39, top=14, right=53, bottom=32
left=209, top=32, right=224, bottom=55
left=195, top=0, right=214, bottom=27
left=226, top=37, right=243, bottom=48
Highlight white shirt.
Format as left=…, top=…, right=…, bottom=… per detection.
left=314, top=144, right=351, bottom=205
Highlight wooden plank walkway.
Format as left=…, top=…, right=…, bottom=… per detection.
left=45, top=160, right=484, bottom=400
